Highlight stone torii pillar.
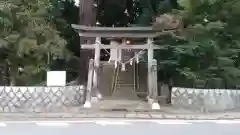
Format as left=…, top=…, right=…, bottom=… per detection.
left=147, top=38, right=154, bottom=98
left=92, top=37, right=102, bottom=101
left=83, top=37, right=102, bottom=108
left=146, top=38, right=160, bottom=109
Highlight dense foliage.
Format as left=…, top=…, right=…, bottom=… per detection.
left=154, top=0, right=240, bottom=88
left=0, top=0, right=73, bottom=85
left=1, top=0, right=240, bottom=88
left=96, top=0, right=240, bottom=88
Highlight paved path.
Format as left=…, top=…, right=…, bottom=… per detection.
left=0, top=119, right=240, bottom=135
left=1, top=112, right=240, bottom=120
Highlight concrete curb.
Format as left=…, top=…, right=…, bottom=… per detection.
left=0, top=112, right=240, bottom=120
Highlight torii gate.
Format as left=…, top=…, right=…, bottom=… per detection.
left=72, top=24, right=173, bottom=109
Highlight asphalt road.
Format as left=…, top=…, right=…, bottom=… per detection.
left=0, top=119, right=240, bottom=135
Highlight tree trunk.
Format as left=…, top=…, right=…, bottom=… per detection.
left=9, top=69, right=17, bottom=86
left=78, top=0, right=97, bottom=84
left=79, top=0, right=97, bottom=26
left=166, top=78, right=173, bottom=104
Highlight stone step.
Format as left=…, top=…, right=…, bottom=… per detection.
left=116, top=85, right=134, bottom=88
left=117, top=80, right=134, bottom=83
left=116, top=78, right=134, bottom=82
left=111, top=88, right=139, bottom=100
left=116, top=83, right=134, bottom=86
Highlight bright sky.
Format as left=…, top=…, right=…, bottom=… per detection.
left=74, top=0, right=79, bottom=6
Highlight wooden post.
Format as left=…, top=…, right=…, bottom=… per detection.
left=147, top=38, right=153, bottom=100
left=92, top=37, right=102, bottom=100
left=84, top=59, right=94, bottom=108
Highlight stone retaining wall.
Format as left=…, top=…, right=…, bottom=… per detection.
left=0, top=86, right=85, bottom=113
left=171, top=87, right=240, bottom=112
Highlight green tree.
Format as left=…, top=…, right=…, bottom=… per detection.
left=51, top=0, right=80, bottom=56
left=154, top=0, right=240, bottom=88
left=50, top=0, right=80, bottom=82
left=0, top=0, right=70, bottom=85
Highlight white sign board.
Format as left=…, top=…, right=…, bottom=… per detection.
left=47, top=71, right=66, bottom=86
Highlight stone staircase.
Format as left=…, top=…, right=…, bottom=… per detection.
left=111, top=51, right=139, bottom=100
left=98, top=50, right=148, bottom=100
left=88, top=50, right=152, bottom=110
left=98, top=62, right=115, bottom=97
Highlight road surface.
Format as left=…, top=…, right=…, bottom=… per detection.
left=0, top=119, right=240, bottom=135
